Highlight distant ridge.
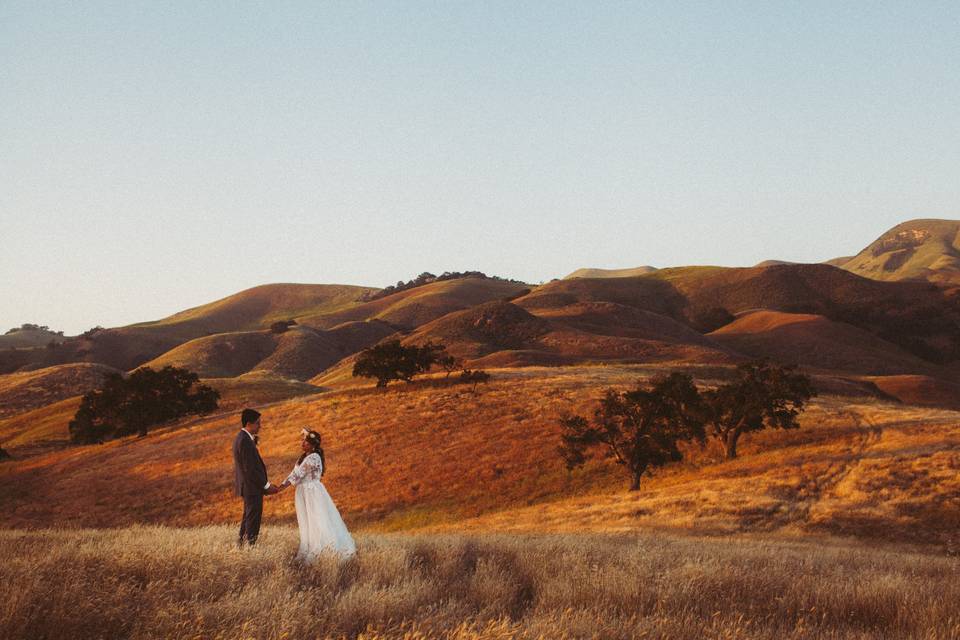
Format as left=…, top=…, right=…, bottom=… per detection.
left=754, top=260, right=796, bottom=268
left=835, top=219, right=960, bottom=285
left=564, top=266, right=658, bottom=279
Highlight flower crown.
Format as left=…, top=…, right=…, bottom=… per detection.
left=301, top=428, right=320, bottom=443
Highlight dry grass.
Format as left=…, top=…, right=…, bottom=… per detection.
left=709, top=310, right=942, bottom=377
left=207, top=371, right=324, bottom=411
left=1, top=526, right=958, bottom=640
left=435, top=396, right=960, bottom=547
left=0, top=396, right=79, bottom=450
left=0, top=363, right=116, bottom=418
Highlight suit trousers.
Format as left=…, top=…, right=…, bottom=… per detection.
left=238, top=493, right=264, bottom=546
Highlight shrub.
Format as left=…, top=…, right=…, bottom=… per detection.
left=459, top=368, right=491, bottom=389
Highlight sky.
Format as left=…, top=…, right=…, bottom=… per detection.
left=2, top=1, right=959, bottom=335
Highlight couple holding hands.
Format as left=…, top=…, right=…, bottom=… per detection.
left=232, top=408, right=356, bottom=560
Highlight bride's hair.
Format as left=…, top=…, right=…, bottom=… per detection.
left=299, top=429, right=325, bottom=477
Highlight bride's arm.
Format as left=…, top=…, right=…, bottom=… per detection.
left=284, top=454, right=321, bottom=488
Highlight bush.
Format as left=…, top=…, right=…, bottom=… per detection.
left=69, top=366, right=220, bottom=444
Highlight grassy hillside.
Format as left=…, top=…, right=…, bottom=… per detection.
left=838, top=218, right=960, bottom=284
left=297, top=278, right=530, bottom=331
left=518, top=263, right=960, bottom=368
left=2, top=526, right=957, bottom=640
left=143, top=322, right=396, bottom=381
left=709, top=310, right=943, bottom=376
left=0, top=284, right=377, bottom=374
left=866, top=375, right=960, bottom=411
left=0, top=395, right=80, bottom=452
left=0, top=371, right=322, bottom=456
left=136, top=283, right=376, bottom=334
left=0, top=363, right=117, bottom=418
left=1, top=365, right=958, bottom=550
left=402, top=300, right=735, bottom=369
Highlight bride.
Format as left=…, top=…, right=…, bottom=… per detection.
left=277, top=429, right=356, bottom=560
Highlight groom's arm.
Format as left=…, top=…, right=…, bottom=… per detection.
left=239, top=438, right=270, bottom=493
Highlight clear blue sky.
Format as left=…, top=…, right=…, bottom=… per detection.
left=3, top=1, right=959, bottom=335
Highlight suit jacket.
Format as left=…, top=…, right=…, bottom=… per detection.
left=233, top=430, right=268, bottom=497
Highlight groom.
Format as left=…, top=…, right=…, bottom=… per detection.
left=233, top=408, right=279, bottom=546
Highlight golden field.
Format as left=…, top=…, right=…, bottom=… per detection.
left=3, top=362, right=959, bottom=639
left=2, top=525, right=958, bottom=639
left=1, top=364, right=958, bottom=550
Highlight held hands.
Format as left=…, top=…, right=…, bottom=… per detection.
left=265, top=482, right=289, bottom=496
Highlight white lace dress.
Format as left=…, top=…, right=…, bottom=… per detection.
left=285, top=453, right=356, bottom=560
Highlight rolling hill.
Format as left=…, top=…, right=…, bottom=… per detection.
left=836, top=219, right=960, bottom=285
left=517, top=263, right=960, bottom=367
left=143, top=321, right=396, bottom=381
left=0, top=284, right=377, bottom=374
left=295, top=277, right=530, bottom=330
left=0, top=326, right=66, bottom=349
left=708, top=310, right=943, bottom=376
left=0, top=363, right=117, bottom=419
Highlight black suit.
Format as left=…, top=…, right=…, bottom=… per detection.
left=233, top=430, right=268, bottom=545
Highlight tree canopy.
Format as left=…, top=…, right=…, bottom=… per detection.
left=69, top=366, right=219, bottom=444
left=559, top=373, right=707, bottom=491
left=704, top=361, right=815, bottom=459
left=352, top=340, right=449, bottom=387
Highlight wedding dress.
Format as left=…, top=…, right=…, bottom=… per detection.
left=285, top=453, right=356, bottom=560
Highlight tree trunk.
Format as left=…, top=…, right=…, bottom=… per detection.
left=723, top=429, right=741, bottom=459
left=629, top=468, right=642, bottom=491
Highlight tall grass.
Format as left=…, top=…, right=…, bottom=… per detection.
left=2, top=526, right=958, bottom=639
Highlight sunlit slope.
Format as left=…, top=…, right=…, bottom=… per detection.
left=865, top=375, right=960, bottom=410
left=142, top=321, right=395, bottom=380
left=838, top=219, right=960, bottom=284
left=709, top=310, right=943, bottom=376
left=0, top=372, right=322, bottom=453
left=1, top=365, right=958, bottom=547
left=435, top=397, right=960, bottom=546
left=0, top=396, right=80, bottom=449
left=0, top=284, right=377, bottom=374
left=135, top=283, right=375, bottom=334
left=0, top=363, right=117, bottom=418
left=402, top=300, right=735, bottom=367
left=517, top=263, right=960, bottom=368
left=296, top=278, right=530, bottom=330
